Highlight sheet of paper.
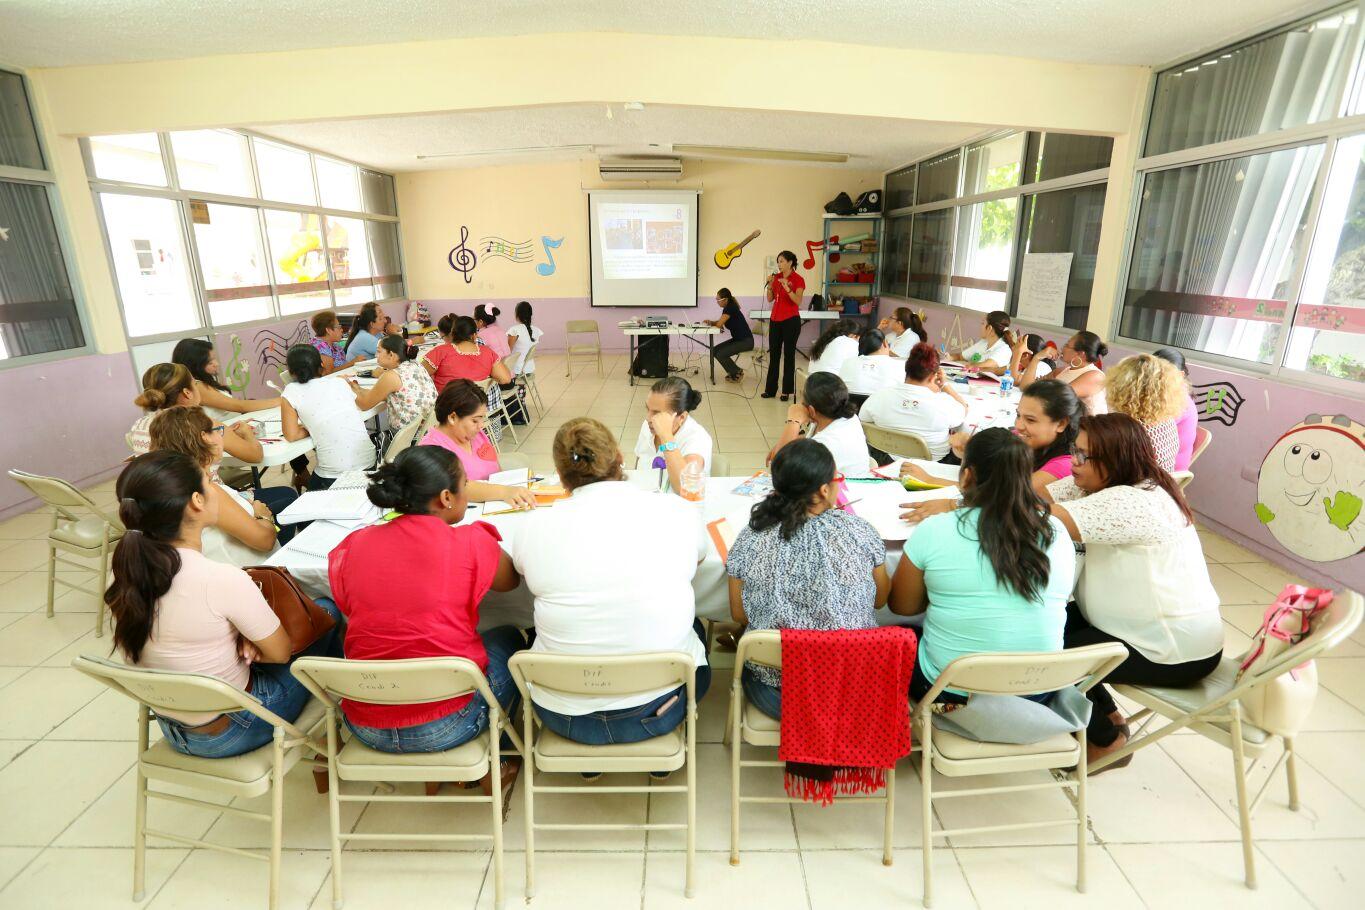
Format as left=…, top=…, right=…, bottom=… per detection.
left=286, top=520, right=360, bottom=559
left=277, top=488, right=382, bottom=525
left=489, top=467, right=530, bottom=486
left=1016, top=252, right=1073, bottom=326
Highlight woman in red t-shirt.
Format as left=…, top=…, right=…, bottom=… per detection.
left=328, top=445, right=525, bottom=759
left=762, top=250, right=806, bottom=401
left=423, top=314, right=516, bottom=444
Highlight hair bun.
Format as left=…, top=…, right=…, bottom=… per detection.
left=1097, top=342, right=1110, bottom=357
left=365, top=465, right=411, bottom=511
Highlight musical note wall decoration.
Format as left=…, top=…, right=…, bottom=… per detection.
left=448, top=225, right=477, bottom=283
left=801, top=237, right=841, bottom=270
left=536, top=235, right=564, bottom=277
left=225, top=334, right=251, bottom=393
left=251, top=320, right=311, bottom=380
left=478, top=235, right=536, bottom=263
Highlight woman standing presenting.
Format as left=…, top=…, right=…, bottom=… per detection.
left=762, top=251, right=805, bottom=401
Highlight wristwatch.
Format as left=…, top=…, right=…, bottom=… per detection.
left=657, top=441, right=679, bottom=453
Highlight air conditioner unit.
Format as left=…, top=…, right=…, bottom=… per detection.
left=597, top=156, right=683, bottom=182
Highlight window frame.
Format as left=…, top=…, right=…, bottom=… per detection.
left=0, top=64, right=97, bottom=370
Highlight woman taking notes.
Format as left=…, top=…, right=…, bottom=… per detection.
left=632, top=376, right=713, bottom=494
left=727, top=438, right=888, bottom=718
left=859, top=343, right=969, bottom=462
left=767, top=371, right=870, bottom=476
left=704, top=287, right=755, bottom=383
left=838, top=329, right=905, bottom=399
left=128, top=363, right=263, bottom=467
left=347, top=334, right=437, bottom=432
left=171, top=338, right=279, bottom=421
left=808, top=319, right=861, bottom=376
left=951, top=311, right=1013, bottom=374
left=761, top=250, right=805, bottom=401
left=280, top=344, right=376, bottom=490
left=420, top=380, right=537, bottom=509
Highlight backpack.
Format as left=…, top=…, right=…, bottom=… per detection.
left=824, top=192, right=855, bottom=216
left=1236, top=585, right=1333, bottom=737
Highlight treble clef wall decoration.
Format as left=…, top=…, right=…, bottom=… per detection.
left=448, top=225, right=477, bottom=283
left=225, top=334, right=251, bottom=393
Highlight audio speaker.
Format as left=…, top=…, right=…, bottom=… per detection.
left=631, top=335, right=669, bottom=379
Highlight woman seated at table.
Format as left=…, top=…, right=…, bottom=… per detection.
left=474, top=304, right=511, bottom=360
left=105, top=451, right=343, bottom=759
left=329, top=446, right=525, bottom=765
left=1025, top=330, right=1108, bottom=414
left=703, top=287, right=755, bottom=383
left=172, top=338, right=279, bottom=421
left=860, top=343, right=968, bottom=463
left=344, top=302, right=383, bottom=362
left=768, top=372, right=870, bottom=476
left=420, top=380, right=537, bottom=509
left=347, top=334, right=437, bottom=432
left=808, top=319, right=861, bottom=376
left=310, top=310, right=361, bottom=376
left=879, top=307, right=928, bottom=358
left=838, top=329, right=905, bottom=401
left=632, top=376, right=712, bottom=494
left=1153, top=348, right=1198, bottom=470
left=1006, top=332, right=1058, bottom=382
left=128, top=363, right=263, bottom=465
left=280, top=344, right=376, bottom=490
left=727, top=438, right=888, bottom=719
left=889, top=428, right=1074, bottom=704
left=1043, top=414, right=1221, bottom=767
left=149, top=407, right=292, bottom=562
left=424, top=314, right=515, bottom=443
left=1106, top=353, right=1185, bottom=471
left=512, top=418, right=710, bottom=747
left=950, top=311, right=1013, bottom=375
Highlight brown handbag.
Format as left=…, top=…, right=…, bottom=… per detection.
left=245, top=566, right=337, bottom=655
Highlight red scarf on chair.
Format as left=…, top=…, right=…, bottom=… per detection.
left=778, top=626, right=918, bottom=805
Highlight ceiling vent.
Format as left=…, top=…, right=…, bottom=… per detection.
left=598, top=156, right=683, bottom=182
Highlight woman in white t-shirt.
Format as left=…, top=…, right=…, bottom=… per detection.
left=838, top=329, right=905, bottom=399
left=860, top=341, right=969, bottom=462
left=281, top=344, right=377, bottom=490
left=808, top=319, right=861, bottom=376
left=879, top=307, right=928, bottom=358
left=513, top=418, right=709, bottom=748
left=504, top=300, right=543, bottom=376
left=632, top=377, right=713, bottom=494
left=952, top=310, right=1013, bottom=374
left=1043, top=413, right=1222, bottom=769
left=767, top=371, right=870, bottom=476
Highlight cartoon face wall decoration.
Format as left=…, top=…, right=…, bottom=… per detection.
left=1255, top=413, right=1364, bottom=562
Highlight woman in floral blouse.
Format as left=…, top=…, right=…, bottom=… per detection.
left=347, top=334, right=437, bottom=432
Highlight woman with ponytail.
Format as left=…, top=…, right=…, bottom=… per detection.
left=879, top=306, right=928, bottom=357
left=1046, top=330, right=1110, bottom=414
left=889, top=428, right=1074, bottom=704
left=127, top=362, right=263, bottom=467
left=328, top=446, right=524, bottom=759
left=808, top=319, right=861, bottom=376
left=726, top=438, right=889, bottom=718
left=505, top=301, right=543, bottom=378
left=767, top=371, right=870, bottom=476
left=951, top=310, right=1013, bottom=374
left=344, top=302, right=383, bottom=361
left=106, top=452, right=342, bottom=758
left=346, top=333, right=437, bottom=431
left=474, top=304, right=510, bottom=359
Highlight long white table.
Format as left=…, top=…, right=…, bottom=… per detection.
left=268, top=466, right=960, bottom=628
left=620, top=323, right=722, bottom=385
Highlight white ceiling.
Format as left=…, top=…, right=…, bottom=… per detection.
left=251, top=104, right=987, bottom=173
left=0, top=0, right=1334, bottom=69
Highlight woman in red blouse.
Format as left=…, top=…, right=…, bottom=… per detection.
left=423, top=314, right=513, bottom=393
left=328, top=445, right=525, bottom=759
left=762, top=250, right=806, bottom=401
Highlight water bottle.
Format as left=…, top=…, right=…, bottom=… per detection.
left=999, top=368, right=1014, bottom=398
left=679, top=461, right=706, bottom=503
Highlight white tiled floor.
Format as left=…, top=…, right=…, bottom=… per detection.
left=1, top=351, right=1362, bottom=908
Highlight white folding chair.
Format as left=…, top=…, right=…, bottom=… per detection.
left=71, top=655, right=326, bottom=910
left=515, top=342, right=546, bottom=416
left=725, top=630, right=897, bottom=866
left=8, top=470, right=124, bottom=636
left=710, top=453, right=731, bottom=476
left=291, top=656, right=524, bottom=910
left=914, top=644, right=1127, bottom=907
left=1172, top=469, right=1194, bottom=490
left=861, top=423, right=933, bottom=461
left=564, top=320, right=603, bottom=377
left=498, top=452, right=532, bottom=473
left=1190, top=425, right=1213, bottom=465
left=508, top=651, right=698, bottom=899
left=794, top=368, right=808, bottom=405
left=382, top=406, right=433, bottom=463
left=478, top=377, right=521, bottom=448
left=1091, top=590, right=1363, bottom=888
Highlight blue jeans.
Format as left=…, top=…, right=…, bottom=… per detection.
left=306, top=473, right=336, bottom=491
left=156, top=598, right=345, bottom=758
left=345, top=625, right=526, bottom=753
left=741, top=665, right=783, bottom=720
left=253, top=485, right=300, bottom=544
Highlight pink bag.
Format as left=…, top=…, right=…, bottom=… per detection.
left=1236, top=585, right=1333, bottom=737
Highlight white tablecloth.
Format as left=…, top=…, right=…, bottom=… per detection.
left=267, top=467, right=960, bottom=629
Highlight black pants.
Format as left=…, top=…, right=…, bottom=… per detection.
left=253, top=485, right=301, bottom=545
left=1064, top=603, right=1222, bottom=746
left=763, top=317, right=801, bottom=396
left=713, top=336, right=754, bottom=379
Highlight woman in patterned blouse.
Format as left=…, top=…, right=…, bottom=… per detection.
left=1101, top=354, right=1185, bottom=471
left=725, top=438, right=889, bottom=719
left=348, top=334, right=438, bottom=431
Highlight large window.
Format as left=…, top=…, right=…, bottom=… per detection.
left=907, top=209, right=953, bottom=304
left=882, top=216, right=912, bottom=296
left=950, top=198, right=1017, bottom=312
left=84, top=129, right=404, bottom=340
left=0, top=70, right=44, bottom=170
left=885, top=166, right=916, bottom=211
left=1015, top=184, right=1107, bottom=330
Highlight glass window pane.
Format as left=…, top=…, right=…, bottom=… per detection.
left=1284, top=134, right=1365, bottom=384
left=253, top=139, right=316, bottom=206
left=1148, top=8, right=1358, bottom=156
left=907, top=208, right=953, bottom=303
left=881, top=216, right=911, bottom=297
left=89, top=133, right=167, bottom=186
left=316, top=157, right=361, bottom=211
left=1024, top=132, right=1113, bottom=183
left=99, top=193, right=199, bottom=337
left=171, top=130, right=254, bottom=197
left=367, top=221, right=404, bottom=299
left=962, top=132, right=1025, bottom=196
left=0, top=180, right=84, bottom=359
left=324, top=216, right=374, bottom=307
left=1015, top=185, right=1106, bottom=329
left=262, top=209, right=331, bottom=314
left=191, top=202, right=273, bottom=326
left=917, top=150, right=961, bottom=205
left=950, top=198, right=1017, bottom=312
left=360, top=169, right=397, bottom=216
left=0, top=70, right=44, bottom=170
left=1121, top=144, right=1324, bottom=363
left=885, top=166, right=916, bottom=210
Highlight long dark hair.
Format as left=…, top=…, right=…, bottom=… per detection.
left=378, top=333, right=416, bottom=361
left=367, top=446, right=464, bottom=515
left=474, top=304, right=500, bottom=326
left=802, top=372, right=856, bottom=420
left=346, top=303, right=381, bottom=353
left=450, top=315, right=479, bottom=344
left=893, top=307, right=928, bottom=343
left=171, top=338, right=228, bottom=392
left=105, top=452, right=204, bottom=664
left=858, top=329, right=886, bottom=356
left=1021, top=379, right=1086, bottom=470
left=437, top=313, right=456, bottom=339
left=985, top=310, right=1015, bottom=346
left=810, top=318, right=859, bottom=361
left=1070, top=331, right=1109, bottom=367
left=749, top=438, right=835, bottom=541
left=1153, top=347, right=1188, bottom=376
left=287, top=343, right=323, bottom=384
left=957, top=428, right=1055, bottom=602
left=1080, top=413, right=1194, bottom=523
left=717, top=287, right=739, bottom=308
left=515, top=301, right=534, bottom=336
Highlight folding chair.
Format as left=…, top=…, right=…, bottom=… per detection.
left=291, top=656, right=524, bottom=910
left=913, top=644, right=1127, bottom=907
left=749, top=319, right=769, bottom=373
left=8, top=470, right=125, bottom=636
left=382, top=406, right=433, bottom=463
left=725, top=630, right=897, bottom=866
left=794, top=368, right=808, bottom=405
left=710, top=453, right=731, bottom=476
left=498, top=452, right=532, bottom=473
left=477, top=377, right=522, bottom=447
left=862, top=424, right=933, bottom=461
left=1090, top=590, right=1363, bottom=888
left=1172, top=469, right=1193, bottom=490
left=508, top=651, right=699, bottom=898
left=71, top=655, right=326, bottom=910
left=515, top=342, right=546, bottom=416
left=1190, top=425, right=1212, bottom=465
left=564, top=320, right=603, bottom=377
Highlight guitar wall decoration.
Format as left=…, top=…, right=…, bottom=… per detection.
left=713, top=230, right=761, bottom=270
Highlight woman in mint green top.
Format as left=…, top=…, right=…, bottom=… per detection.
left=889, top=427, right=1075, bottom=701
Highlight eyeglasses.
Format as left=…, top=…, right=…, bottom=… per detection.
left=832, top=473, right=846, bottom=484
left=1069, top=445, right=1091, bottom=465
left=210, top=425, right=227, bottom=435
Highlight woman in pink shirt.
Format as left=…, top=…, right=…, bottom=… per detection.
left=475, top=304, right=511, bottom=360
left=104, top=451, right=343, bottom=759
left=420, top=379, right=537, bottom=509
left=1154, top=348, right=1198, bottom=470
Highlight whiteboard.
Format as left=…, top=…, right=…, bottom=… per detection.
left=1016, top=252, right=1073, bottom=326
